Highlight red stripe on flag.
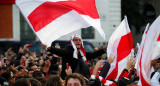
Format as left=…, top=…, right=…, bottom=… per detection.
left=57, top=0, right=99, bottom=19
left=106, top=32, right=133, bottom=80
left=28, top=1, right=71, bottom=32
left=106, top=63, right=118, bottom=80
left=117, top=32, right=133, bottom=62
left=157, top=34, right=160, bottom=41
left=145, top=28, right=149, bottom=34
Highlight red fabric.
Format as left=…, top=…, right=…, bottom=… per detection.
left=101, top=78, right=106, bottom=85
left=90, top=67, right=102, bottom=75
left=46, top=74, right=49, bottom=78
left=106, top=32, right=133, bottom=80
left=95, top=76, right=99, bottom=79
left=98, top=67, right=102, bottom=71
left=118, top=69, right=129, bottom=80
left=0, top=0, right=15, bottom=4
left=28, top=1, right=71, bottom=32
left=57, top=0, right=99, bottom=19
left=127, top=70, right=133, bottom=79
left=145, top=28, right=149, bottom=34
left=90, top=69, right=93, bottom=75
left=157, top=34, right=160, bottom=41
left=21, top=62, right=26, bottom=67
left=80, top=45, right=87, bottom=63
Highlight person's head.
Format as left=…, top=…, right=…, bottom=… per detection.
left=1, top=71, right=15, bottom=86
left=70, top=34, right=82, bottom=50
left=45, top=75, right=64, bottom=86
left=73, top=37, right=82, bottom=49
left=65, top=73, right=85, bottom=86
left=17, top=66, right=28, bottom=77
left=32, top=71, right=44, bottom=78
left=0, top=76, right=9, bottom=86
left=24, top=51, right=30, bottom=58
left=39, top=60, right=44, bottom=66
left=155, top=60, right=160, bottom=71
left=17, top=66, right=24, bottom=76
left=31, top=64, right=40, bottom=71
left=48, top=71, right=58, bottom=76
left=27, top=68, right=34, bottom=77
left=49, top=64, right=61, bottom=75
left=7, top=54, right=12, bottom=60
left=35, top=77, right=46, bottom=86
left=14, top=78, right=31, bottom=86
left=0, top=66, right=7, bottom=75
left=28, top=78, right=42, bottom=86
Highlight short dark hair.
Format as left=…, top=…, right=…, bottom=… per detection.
left=32, top=71, right=43, bottom=78
left=35, top=77, right=46, bottom=86
left=45, top=75, right=62, bottom=86
left=49, top=64, right=59, bottom=72
left=17, top=65, right=24, bottom=71
left=28, top=78, right=42, bottom=86
left=1, top=72, right=11, bottom=81
left=48, top=71, right=58, bottom=76
left=14, top=78, right=31, bottom=86
left=65, top=73, right=85, bottom=86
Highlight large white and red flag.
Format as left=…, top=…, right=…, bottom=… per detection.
left=106, top=16, right=133, bottom=81
left=135, top=23, right=150, bottom=76
left=16, top=0, right=105, bottom=47
left=137, top=16, right=160, bottom=86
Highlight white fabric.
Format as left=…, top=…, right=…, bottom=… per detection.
left=138, top=16, right=160, bottom=85
left=135, top=23, right=150, bottom=76
left=151, top=70, right=160, bottom=86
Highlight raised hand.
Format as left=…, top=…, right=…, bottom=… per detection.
left=65, top=66, right=72, bottom=75
left=126, top=56, right=135, bottom=70
left=107, top=55, right=115, bottom=64
left=41, top=43, right=51, bottom=50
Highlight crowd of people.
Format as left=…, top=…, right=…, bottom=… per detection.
left=0, top=34, right=159, bottom=86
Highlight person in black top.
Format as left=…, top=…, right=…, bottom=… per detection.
left=42, top=34, right=107, bottom=79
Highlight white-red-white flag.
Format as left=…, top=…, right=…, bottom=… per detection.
left=106, top=16, right=133, bottom=81
left=138, top=16, right=160, bottom=86
left=16, top=0, right=105, bottom=47
left=135, top=23, right=150, bottom=76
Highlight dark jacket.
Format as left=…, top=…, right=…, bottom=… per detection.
left=48, top=45, right=106, bottom=79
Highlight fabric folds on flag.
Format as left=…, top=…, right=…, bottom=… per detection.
left=16, top=0, right=105, bottom=47
left=106, top=16, right=133, bottom=81
left=137, top=16, right=160, bottom=86
left=135, top=23, right=150, bottom=77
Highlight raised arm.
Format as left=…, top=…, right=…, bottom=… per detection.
left=41, top=43, right=72, bottom=57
